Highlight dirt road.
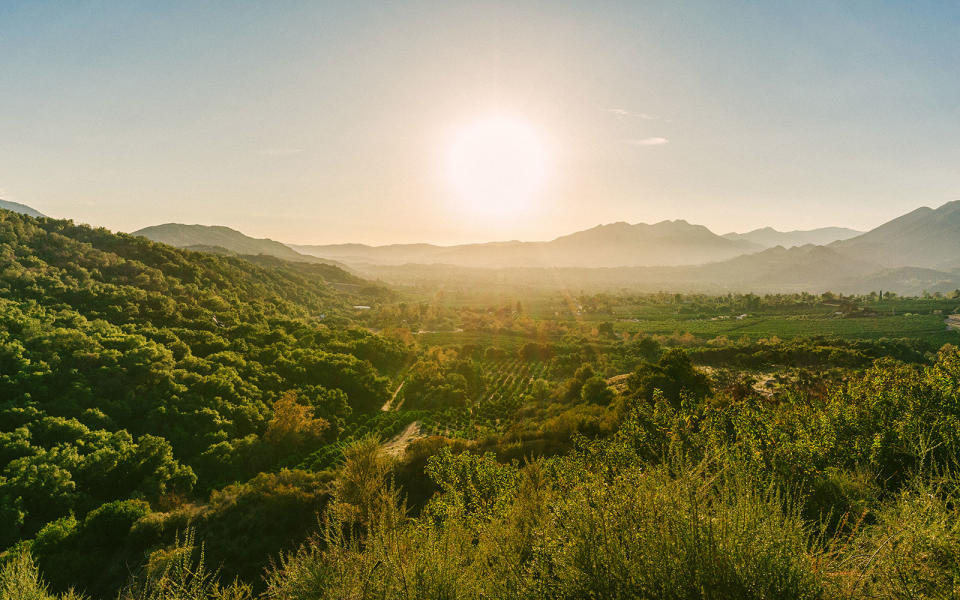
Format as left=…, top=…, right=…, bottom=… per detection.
left=382, top=421, right=422, bottom=458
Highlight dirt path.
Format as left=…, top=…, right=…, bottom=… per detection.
left=381, top=380, right=404, bottom=412
left=947, top=315, right=960, bottom=332
left=752, top=374, right=777, bottom=397
left=382, top=421, right=422, bottom=458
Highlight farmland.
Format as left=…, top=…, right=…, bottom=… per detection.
left=382, top=291, right=960, bottom=348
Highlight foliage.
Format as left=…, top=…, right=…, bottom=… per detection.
left=7, top=210, right=960, bottom=599
left=626, top=348, right=712, bottom=406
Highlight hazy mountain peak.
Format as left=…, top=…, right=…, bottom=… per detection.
left=723, top=225, right=862, bottom=249
left=936, top=199, right=960, bottom=213
left=831, top=200, right=960, bottom=270
left=297, top=218, right=762, bottom=268
left=132, top=222, right=329, bottom=265
left=0, top=199, right=45, bottom=218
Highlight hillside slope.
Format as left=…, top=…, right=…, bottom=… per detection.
left=133, top=222, right=332, bottom=264
left=0, top=210, right=404, bottom=595
left=832, top=200, right=960, bottom=269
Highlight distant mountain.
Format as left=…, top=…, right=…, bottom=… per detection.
left=680, top=244, right=883, bottom=290
left=358, top=244, right=959, bottom=295
left=0, top=199, right=45, bottom=218
left=352, top=203, right=960, bottom=293
left=722, top=226, right=861, bottom=248
left=290, top=242, right=450, bottom=266
left=295, top=220, right=764, bottom=268
left=136, top=200, right=960, bottom=294
left=831, top=200, right=960, bottom=270
left=133, top=223, right=329, bottom=264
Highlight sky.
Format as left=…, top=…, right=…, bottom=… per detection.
left=1, top=1, right=959, bottom=245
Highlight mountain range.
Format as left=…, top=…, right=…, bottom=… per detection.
left=290, top=201, right=960, bottom=294
left=722, top=226, right=862, bottom=248
left=293, top=222, right=870, bottom=268
left=5, top=198, right=960, bottom=295
left=293, top=220, right=765, bottom=268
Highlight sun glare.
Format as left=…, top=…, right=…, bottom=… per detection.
left=444, top=114, right=549, bottom=217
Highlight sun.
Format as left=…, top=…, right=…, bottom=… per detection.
left=444, top=114, right=549, bottom=217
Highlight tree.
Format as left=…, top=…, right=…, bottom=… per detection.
left=627, top=349, right=712, bottom=407
left=264, top=392, right=329, bottom=455
left=423, top=447, right=518, bottom=522
left=597, top=322, right=616, bottom=339
left=581, top=376, right=614, bottom=405
left=574, top=363, right=596, bottom=382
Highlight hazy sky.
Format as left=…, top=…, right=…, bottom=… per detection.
left=1, top=1, right=959, bottom=245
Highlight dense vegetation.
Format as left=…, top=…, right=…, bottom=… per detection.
left=3, top=209, right=960, bottom=599
left=0, top=211, right=406, bottom=594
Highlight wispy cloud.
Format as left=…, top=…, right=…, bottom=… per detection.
left=258, top=147, right=304, bottom=157
left=624, top=137, right=669, bottom=146
left=604, top=108, right=657, bottom=120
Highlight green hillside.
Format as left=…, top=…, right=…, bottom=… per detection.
left=0, top=210, right=408, bottom=595
left=5, top=208, right=960, bottom=600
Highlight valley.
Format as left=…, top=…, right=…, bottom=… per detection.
left=6, top=4, right=960, bottom=598
left=2, top=205, right=960, bottom=600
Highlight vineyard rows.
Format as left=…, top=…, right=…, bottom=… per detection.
left=418, top=358, right=553, bottom=437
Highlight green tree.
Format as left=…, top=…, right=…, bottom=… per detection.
left=581, top=376, right=615, bottom=405
left=627, top=349, right=712, bottom=407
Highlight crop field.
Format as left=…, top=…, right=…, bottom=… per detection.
left=476, top=357, right=548, bottom=407
left=416, top=358, right=552, bottom=437
left=416, top=329, right=539, bottom=350
left=611, top=313, right=959, bottom=344
left=398, top=294, right=960, bottom=350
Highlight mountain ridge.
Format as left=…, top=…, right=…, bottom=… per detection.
left=722, top=226, right=862, bottom=248
left=0, top=199, right=45, bottom=218
left=125, top=199, right=960, bottom=294
left=831, top=200, right=960, bottom=270
left=294, top=219, right=763, bottom=268
left=131, top=222, right=345, bottom=267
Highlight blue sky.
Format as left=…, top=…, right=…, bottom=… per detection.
left=1, top=1, right=958, bottom=244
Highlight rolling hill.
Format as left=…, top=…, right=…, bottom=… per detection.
left=722, top=226, right=861, bottom=248
left=132, top=223, right=333, bottom=264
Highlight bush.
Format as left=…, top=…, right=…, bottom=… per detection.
left=627, top=348, right=712, bottom=407
left=0, top=551, right=84, bottom=600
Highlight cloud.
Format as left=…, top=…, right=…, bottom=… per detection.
left=258, top=147, right=304, bottom=157
left=604, top=108, right=657, bottom=120
left=625, top=137, right=669, bottom=146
